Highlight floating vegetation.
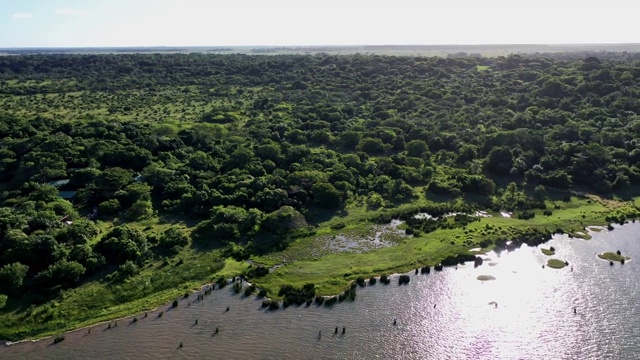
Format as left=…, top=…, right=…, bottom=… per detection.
left=541, top=247, right=555, bottom=256
left=598, top=251, right=630, bottom=263
left=477, top=275, right=496, bottom=281
left=547, top=259, right=567, bottom=269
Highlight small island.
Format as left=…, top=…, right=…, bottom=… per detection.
left=546, top=259, right=568, bottom=269
left=541, top=247, right=556, bottom=256
left=598, top=251, right=630, bottom=263
left=477, top=275, right=496, bottom=281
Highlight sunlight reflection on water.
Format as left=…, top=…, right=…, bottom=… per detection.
left=4, top=223, right=640, bottom=359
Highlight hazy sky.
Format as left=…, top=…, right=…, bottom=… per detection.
left=2, top=0, right=639, bottom=47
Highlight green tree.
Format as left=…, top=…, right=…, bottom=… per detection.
left=0, top=262, right=29, bottom=295
left=406, top=139, right=429, bottom=158
left=35, top=260, right=85, bottom=288
left=357, top=138, right=386, bottom=155
left=312, top=182, right=343, bottom=208
left=485, top=146, right=514, bottom=176
left=124, top=200, right=154, bottom=220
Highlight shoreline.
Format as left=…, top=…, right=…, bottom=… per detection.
left=3, top=217, right=628, bottom=345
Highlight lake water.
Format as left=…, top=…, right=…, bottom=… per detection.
left=4, top=222, right=640, bottom=359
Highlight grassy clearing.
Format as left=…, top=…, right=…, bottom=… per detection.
left=252, top=196, right=635, bottom=296
left=597, top=252, right=630, bottom=263
left=547, top=259, right=567, bottom=269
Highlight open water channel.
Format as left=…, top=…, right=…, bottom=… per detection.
left=4, top=222, right=640, bottom=359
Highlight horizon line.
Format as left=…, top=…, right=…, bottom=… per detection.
left=2, top=43, right=640, bottom=49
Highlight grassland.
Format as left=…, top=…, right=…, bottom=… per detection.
left=250, top=195, right=635, bottom=295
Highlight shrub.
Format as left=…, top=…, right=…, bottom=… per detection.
left=268, top=300, right=280, bottom=310
left=516, top=210, right=535, bottom=220
left=53, top=335, right=65, bottom=344
left=398, top=275, right=410, bottom=285
left=278, top=283, right=316, bottom=306
left=369, top=277, right=377, bottom=285
left=247, top=265, right=269, bottom=278
left=172, top=299, right=179, bottom=308
left=324, top=296, right=337, bottom=307
left=380, top=275, right=391, bottom=284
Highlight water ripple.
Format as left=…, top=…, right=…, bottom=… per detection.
left=4, top=223, right=640, bottom=359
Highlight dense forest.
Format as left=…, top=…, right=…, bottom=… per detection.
left=0, top=53, right=640, bottom=331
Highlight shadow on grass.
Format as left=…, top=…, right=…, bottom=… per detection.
left=305, top=206, right=345, bottom=227
left=189, top=238, right=227, bottom=252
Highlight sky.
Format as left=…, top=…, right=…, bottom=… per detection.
left=1, top=0, right=639, bottom=47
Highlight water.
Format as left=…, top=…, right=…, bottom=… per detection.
left=4, top=223, right=640, bottom=359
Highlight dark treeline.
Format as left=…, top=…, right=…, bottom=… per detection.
left=0, top=53, right=639, bottom=300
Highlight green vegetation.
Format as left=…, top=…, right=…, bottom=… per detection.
left=597, top=252, right=630, bottom=263
left=0, top=52, right=640, bottom=340
left=547, top=259, right=568, bottom=269
left=477, top=275, right=496, bottom=281
left=52, top=334, right=65, bottom=344
left=541, top=247, right=555, bottom=256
